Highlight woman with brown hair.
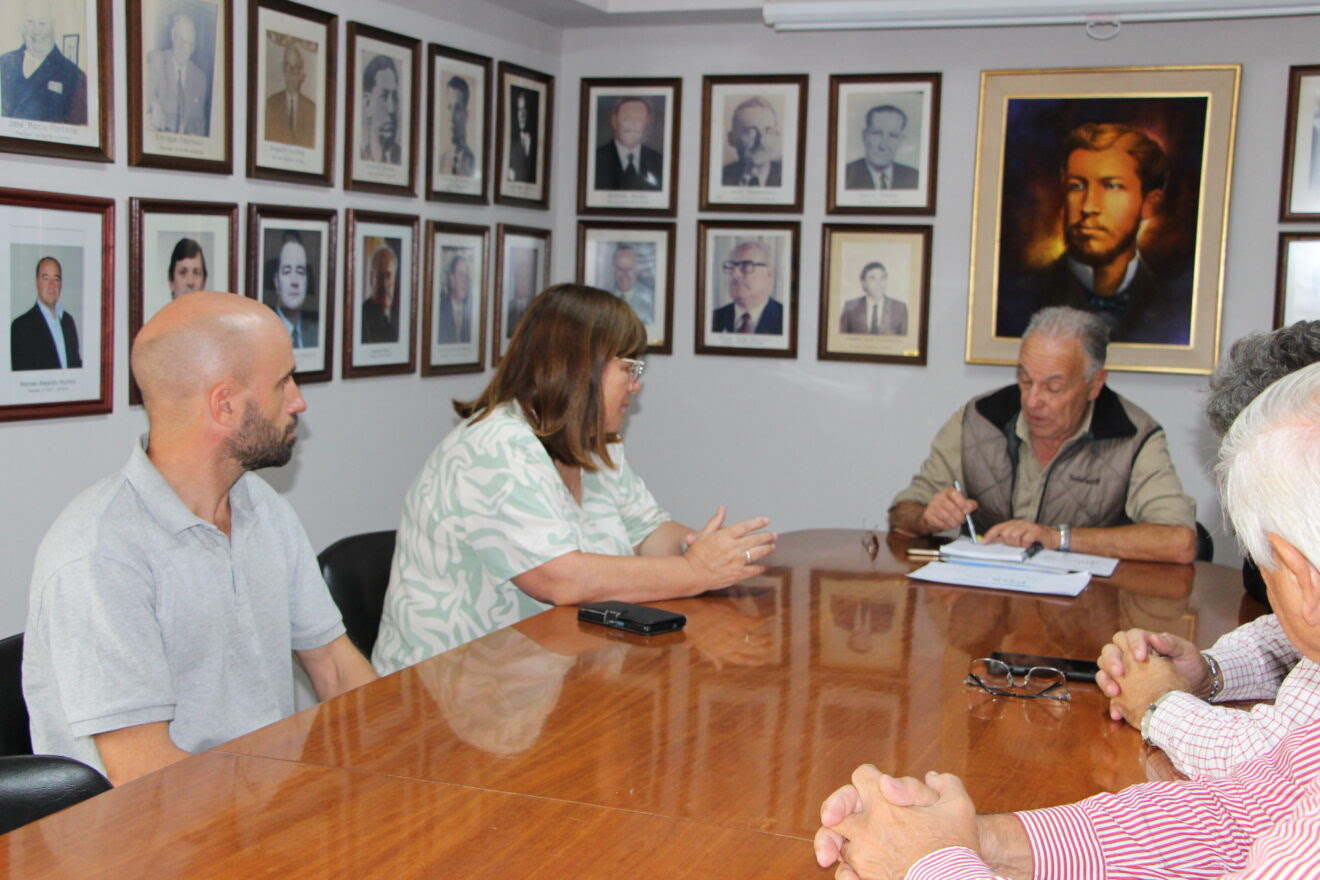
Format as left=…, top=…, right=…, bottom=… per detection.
left=372, top=284, right=774, bottom=673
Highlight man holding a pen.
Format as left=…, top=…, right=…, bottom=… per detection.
left=887, top=306, right=1196, bottom=563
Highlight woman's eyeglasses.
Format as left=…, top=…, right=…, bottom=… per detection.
left=965, top=657, right=1070, bottom=702
left=618, top=357, right=646, bottom=382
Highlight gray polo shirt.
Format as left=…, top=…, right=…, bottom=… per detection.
left=23, top=441, right=344, bottom=773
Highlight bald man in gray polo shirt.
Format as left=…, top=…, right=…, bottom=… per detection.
left=22, top=292, right=377, bottom=785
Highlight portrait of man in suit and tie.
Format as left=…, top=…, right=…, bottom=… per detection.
left=263, top=229, right=319, bottom=349
left=439, top=74, right=476, bottom=177
left=711, top=240, right=783, bottom=335
left=11, top=255, right=82, bottom=372
left=0, top=0, right=88, bottom=125
left=838, top=261, right=908, bottom=336
left=145, top=10, right=211, bottom=136
left=359, top=52, right=401, bottom=165
left=844, top=104, right=918, bottom=191
left=506, top=86, right=538, bottom=183
left=436, top=248, right=473, bottom=345
left=605, top=243, right=655, bottom=324
left=594, top=96, right=662, bottom=191
left=721, top=96, right=781, bottom=188
left=263, top=38, right=316, bottom=149
left=361, top=240, right=401, bottom=343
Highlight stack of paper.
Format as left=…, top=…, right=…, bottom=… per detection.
left=909, top=561, right=1090, bottom=597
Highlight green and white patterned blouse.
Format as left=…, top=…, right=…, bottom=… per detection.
left=371, top=402, right=670, bottom=674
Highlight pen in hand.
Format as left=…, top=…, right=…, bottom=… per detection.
left=953, top=480, right=978, bottom=543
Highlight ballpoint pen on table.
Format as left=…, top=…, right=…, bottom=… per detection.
left=953, top=480, right=978, bottom=543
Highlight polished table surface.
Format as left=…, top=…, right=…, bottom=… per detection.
left=1, top=529, right=1265, bottom=876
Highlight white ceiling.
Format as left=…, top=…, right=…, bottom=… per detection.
left=475, top=0, right=761, bottom=27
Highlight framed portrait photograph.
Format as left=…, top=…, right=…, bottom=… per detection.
left=344, top=22, right=419, bottom=195
left=128, top=197, right=238, bottom=402
left=827, top=73, right=940, bottom=215
left=1280, top=65, right=1320, bottom=221
left=967, top=65, right=1240, bottom=375
left=422, top=220, right=487, bottom=375
left=818, top=223, right=930, bottom=365
left=577, top=221, right=675, bottom=355
left=492, top=223, right=549, bottom=364
left=426, top=43, right=490, bottom=204
left=343, top=209, right=416, bottom=377
left=577, top=77, right=680, bottom=216
left=127, top=0, right=232, bottom=173
left=248, top=203, right=336, bottom=382
left=246, top=0, right=336, bottom=186
left=0, top=188, right=113, bottom=422
left=694, top=220, right=799, bottom=358
left=0, top=0, right=113, bottom=162
left=1275, top=232, right=1320, bottom=327
left=494, top=61, right=554, bottom=209
left=699, top=74, right=807, bottom=213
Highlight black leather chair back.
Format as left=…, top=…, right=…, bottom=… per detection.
left=1195, top=521, right=1214, bottom=563
left=0, top=755, right=111, bottom=834
left=0, top=633, right=33, bottom=756
left=318, top=530, right=397, bottom=657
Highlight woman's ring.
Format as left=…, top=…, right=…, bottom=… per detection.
left=744, top=549, right=752, bottom=565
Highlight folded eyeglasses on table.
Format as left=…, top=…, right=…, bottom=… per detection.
left=965, top=657, right=1071, bottom=701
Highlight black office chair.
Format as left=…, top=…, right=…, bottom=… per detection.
left=0, top=755, right=112, bottom=834
left=1195, top=521, right=1214, bottom=563
left=318, top=530, right=397, bottom=657
left=0, top=633, right=112, bottom=833
left=0, top=633, right=32, bottom=757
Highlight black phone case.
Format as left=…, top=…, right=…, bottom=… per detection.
left=990, top=651, right=1099, bottom=683
left=577, top=601, right=686, bottom=635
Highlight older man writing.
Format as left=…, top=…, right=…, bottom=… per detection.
left=888, top=306, right=1196, bottom=562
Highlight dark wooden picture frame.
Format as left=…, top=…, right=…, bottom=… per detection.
left=577, top=77, right=681, bottom=216
left=826, top=73, right=940, bottom=215
left=699, top=74, right=807, bottom=214
left=1280, top=64, right=1320, bottom=221
left=492, top=223, right=550, bottom=363
left=576, top=221, right=676, bottom=355
left=0, top=0, right=114, bottom=163
left=422, top=220, right=488, bottom=375
left=127, top=0, right=233, bottom=173
left=694, top=219, right=799, bottom=358
left=247, top=203, right=337, bottom=383
left=494, top=61, right=554, bottom=209
left=1274, top=232, right=1320, bottom=327
left=245, top=0, right=336, bottom=186
left=0, top=187, right=114, bottom=422
left=128, top=197, right=239, bottom=403
left=426, top=43, right=491, bottom=204
left=343, top=209, right=417, bottom=377
left=343, top=22, right=419, bottom=196
left=817, top=223, right=931, bottom=365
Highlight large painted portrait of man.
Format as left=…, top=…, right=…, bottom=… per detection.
left=967, top=66, right=1239, bottom=375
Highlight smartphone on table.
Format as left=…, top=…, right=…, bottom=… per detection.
left=990, top=651, right=1099, bottom=683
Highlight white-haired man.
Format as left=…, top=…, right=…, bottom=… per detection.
left=889, top=305, right=1196, bottom=562
left=817, top=360, right=1320, bottom=879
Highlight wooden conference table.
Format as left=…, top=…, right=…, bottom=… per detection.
left=1, top=529, right=1265, bottom=877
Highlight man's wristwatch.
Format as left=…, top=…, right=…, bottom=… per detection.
left=1056, top=523, right=1071, bottom=552
left=1140, top=691, right=1177, bottom=745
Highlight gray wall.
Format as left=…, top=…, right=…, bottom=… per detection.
left=3, top=6, right=1312, bottom=635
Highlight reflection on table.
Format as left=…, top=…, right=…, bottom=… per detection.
left=0, top=529, right=1265, bottom=876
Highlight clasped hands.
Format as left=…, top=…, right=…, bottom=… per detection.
left=814, top=764, right=978, bottom=880
left=920, top=488, right=1060, bottom=549
left=1095, top=628, right=1210, bottom=724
